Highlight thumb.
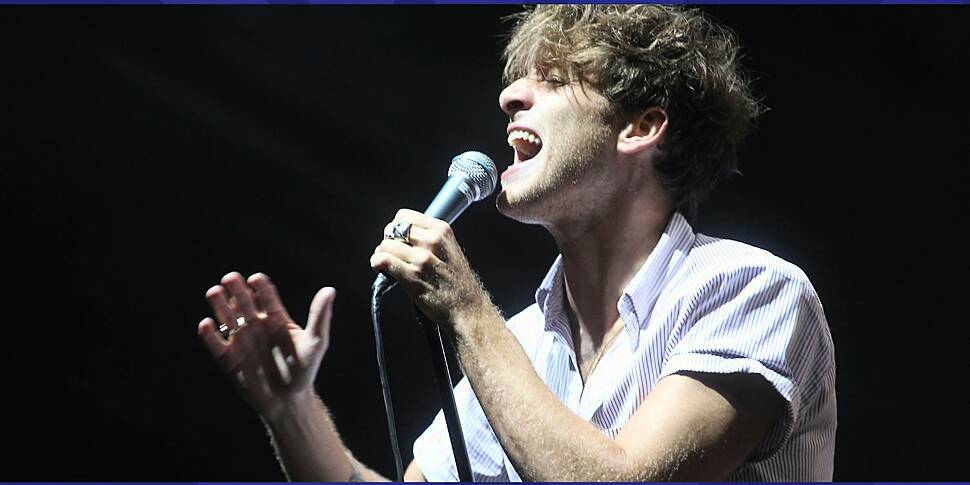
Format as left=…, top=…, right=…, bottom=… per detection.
left=306, top=287, right=336, bottom=340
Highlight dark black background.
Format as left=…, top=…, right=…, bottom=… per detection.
left=1, top=5, right=967, bottom=481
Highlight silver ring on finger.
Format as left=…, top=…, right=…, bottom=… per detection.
left=384, top=221, right=413, bottom=246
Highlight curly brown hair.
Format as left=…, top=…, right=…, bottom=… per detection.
left=503, top=5, right=764, bottom=218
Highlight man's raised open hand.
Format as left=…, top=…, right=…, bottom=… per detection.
left=198, top=272, right=335, bottom=422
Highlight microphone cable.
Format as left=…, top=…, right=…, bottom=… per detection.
left=370, top=280, right=404, bottom=482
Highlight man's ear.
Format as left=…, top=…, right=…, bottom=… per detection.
left=617, top=107, right=668, bottom=156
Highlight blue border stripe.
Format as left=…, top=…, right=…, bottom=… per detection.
left=0, top=0, right=968, bottom=3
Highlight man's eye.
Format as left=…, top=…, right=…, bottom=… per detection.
left=545, top=77, right=567, bottom=86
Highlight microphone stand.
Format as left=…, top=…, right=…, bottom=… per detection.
left=414, top=305, right=474, bottom=483
left=371, top=274, right=474, bottom=482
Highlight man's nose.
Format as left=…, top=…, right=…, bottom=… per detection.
left=499, top=78, right=535, bottom=119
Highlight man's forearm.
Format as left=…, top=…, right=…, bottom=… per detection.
left=451, top=307, right=636, bottom=482
left=262, top=390, right=386, bottom=482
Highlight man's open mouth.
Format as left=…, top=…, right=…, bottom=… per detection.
left=507, top=129, right=543, bottom=162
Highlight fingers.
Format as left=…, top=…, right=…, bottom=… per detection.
left=381, top=222, right=433, bottom=249
left=306, top=287, right=336, bottom=340
left=384, top=209, right=455, bottom=260
left=198, top=317, right=247, bottom=374
left=371, top=240, right=427, bottom=280
left=248, top=273, right=291, bottom=321
left=222, top=272, right=260, bottom=323
left=200, top=273, right=313, bottom=400
left=393, top=208, right=439, bottom=228
left=378, top=238, right=428, bottom=263
left=198, top=317, right=228, bottom=356
left=205, top=272, right=260, bottom=335
left=206, top=285, right=238, bottom=333
left=388, top=208, right=453, bottom=236
left=244, top=274, right=300, bottom=368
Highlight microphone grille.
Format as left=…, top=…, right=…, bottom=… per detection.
left=449, top=151, right=498, bottom=202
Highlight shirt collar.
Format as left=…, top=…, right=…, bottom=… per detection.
left=533, top=212, right=696, bottom=350
left=535, top=254, right=566, bottom=330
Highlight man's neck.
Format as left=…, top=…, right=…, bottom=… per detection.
left=549, top=199, right=672, bottom=345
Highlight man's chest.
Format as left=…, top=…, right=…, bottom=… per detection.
left=535, top=327, right=662, bottom=430
left=574, top=318, right=627, bottom=382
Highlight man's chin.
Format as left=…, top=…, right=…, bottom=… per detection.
left=495, top=188, right=545, bottom=225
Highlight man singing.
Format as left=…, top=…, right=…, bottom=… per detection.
left=198, top=5, right=836, bottom=481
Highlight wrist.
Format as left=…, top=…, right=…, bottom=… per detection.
left=261, top=388, right=319, bottom=430
left=450, top=292, right=500, bottom=344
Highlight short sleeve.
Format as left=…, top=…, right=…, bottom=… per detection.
left=659, top=267, right=832, bottom=455
left=412, top=376, right=512, bottom=482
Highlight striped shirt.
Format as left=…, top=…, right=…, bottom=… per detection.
left=413, top=212, right=837, bottom=481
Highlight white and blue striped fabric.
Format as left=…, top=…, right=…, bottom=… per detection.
left=413, top=212, right=836, bottom=481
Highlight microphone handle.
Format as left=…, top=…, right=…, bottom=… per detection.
left=424, top=176, right=474, bottom=224
left=374, top=175, right=474, bottom=293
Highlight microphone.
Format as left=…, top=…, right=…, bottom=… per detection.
left=369, top=151, right=495, bottom=481
left=373, top=151, right=498, bottom=295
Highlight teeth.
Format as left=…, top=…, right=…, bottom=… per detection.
left=507, top=129, right=541, bottom=159
left=506, top=130, right=542, bottom=148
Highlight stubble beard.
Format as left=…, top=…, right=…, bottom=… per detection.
left=496, top=115, right=614, bottom=226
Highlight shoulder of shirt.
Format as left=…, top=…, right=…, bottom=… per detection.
left=681, top=233, right=815, bottom=291
left=498, top=303, right=545, bottom=362
left=504, top=302, right=542, bottom=332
